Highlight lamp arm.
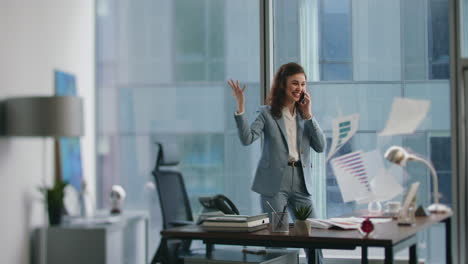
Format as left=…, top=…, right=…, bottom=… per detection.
left=413, top=157, right=439, bottom=205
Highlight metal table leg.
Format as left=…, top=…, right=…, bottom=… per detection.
left=206, top=243, right=214, bottom=258
left=384, top=246, right=394, bottom=264
left=409, top=244, right=417, bottom=264
left=307, top=248, right=316, bottom=264
left=362, top=246, right=368, bottom=264
left=445, top=217, right=452, bottom=264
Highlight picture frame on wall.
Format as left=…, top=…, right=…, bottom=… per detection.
left=54, top=70, right=84, bottom=193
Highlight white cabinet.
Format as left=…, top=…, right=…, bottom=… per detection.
left=34, top=212, right=148, bottom=264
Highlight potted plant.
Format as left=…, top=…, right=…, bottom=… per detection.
left=293, top=205, right=312, bottom=236
left=40, top=179, right=68, bottom=225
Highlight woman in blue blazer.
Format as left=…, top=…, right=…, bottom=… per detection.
left=228, top=62, right=325, bottom=263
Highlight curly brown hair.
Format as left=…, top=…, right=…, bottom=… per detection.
left=267, top=62, right=307, bottom=119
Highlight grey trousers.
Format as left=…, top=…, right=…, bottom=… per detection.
left=260, top=165, right=324, bottom=264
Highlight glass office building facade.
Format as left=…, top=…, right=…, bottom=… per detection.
left=96, top=0, right=450, bottom=262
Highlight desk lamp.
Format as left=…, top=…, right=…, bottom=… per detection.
left=384, top=146, right=451, bottom=213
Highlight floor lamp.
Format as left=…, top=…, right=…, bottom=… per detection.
left=384, top=145, right=451, bottom=213
left=4, top=96, right=84, bottom=264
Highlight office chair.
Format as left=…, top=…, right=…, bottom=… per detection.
left=151, top=142, right=194, bottom=264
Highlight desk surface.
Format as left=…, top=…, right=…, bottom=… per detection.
left=161, top=213, right=451, bottom=248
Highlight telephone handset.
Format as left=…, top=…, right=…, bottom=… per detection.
left=199, top=194, right=240, bottom=215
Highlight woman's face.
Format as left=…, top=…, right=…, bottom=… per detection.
left=284, top=73, right=306, bottom=104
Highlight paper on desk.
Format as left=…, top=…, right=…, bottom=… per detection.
left=379, top=98, right=430, bottom=136
left=364, top=150, right=403, bottom=201
left=327, top=114, right=360, bottom=161
left=331, top=151, right=373, bottom=203
left=331, top=217, right=392, bottom=224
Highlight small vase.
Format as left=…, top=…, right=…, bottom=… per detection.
left=48, top=203, right=64, bottom=226
left=294, top=220, right=311, bottom=236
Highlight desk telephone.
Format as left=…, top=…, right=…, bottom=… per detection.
left=198, top=194, right=240, bottom=215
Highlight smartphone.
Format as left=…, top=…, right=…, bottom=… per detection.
left=299, top=92, right=306, bottom=104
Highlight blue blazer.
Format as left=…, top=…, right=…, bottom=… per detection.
left=234, top=105, right=326, bottom=196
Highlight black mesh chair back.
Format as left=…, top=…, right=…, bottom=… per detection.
left=151, top=142, right=193, bottom=264
left=154, top=169, right=194, bottom=229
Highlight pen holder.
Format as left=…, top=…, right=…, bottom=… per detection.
left=271, top=212, right=289, bottom=233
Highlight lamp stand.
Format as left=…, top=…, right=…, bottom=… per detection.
left=54, top=138, right=62, bottom=183
left=40, top=138, right=48, bottom=264
left=417, top=158, right=452, bottom=214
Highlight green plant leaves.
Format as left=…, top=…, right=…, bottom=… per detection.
left=39, top=180, right=68, bottom=206
left=293, top=205, right=312, bottom=220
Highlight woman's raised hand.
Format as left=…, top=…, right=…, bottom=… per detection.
left=228, top=79, right=246, bottom=113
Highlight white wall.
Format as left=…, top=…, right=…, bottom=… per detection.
left=0, top=1, right=95, bottom=263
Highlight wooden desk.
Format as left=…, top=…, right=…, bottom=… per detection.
left=161, top=212, right=452, bottom=264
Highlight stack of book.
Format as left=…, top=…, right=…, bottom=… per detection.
left=201, top=213, right=269, bottom=232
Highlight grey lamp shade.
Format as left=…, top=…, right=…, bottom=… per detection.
left=5, top=96, right=84, bottom=137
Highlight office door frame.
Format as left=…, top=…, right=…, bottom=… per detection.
left=450, top=0, right=468, bottom=263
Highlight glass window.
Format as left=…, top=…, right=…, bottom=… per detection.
left=428, top=0, right=450, bottom=79
left=175, top=0, right=225, bottom=82
left=325, top=138, right=353, bottom=217
left=430, top=136, right=451, bottom=204
left=97, top=0, right=451, bottom=262
left=321, top=63, right=352, bottom=81
left=319, top=0, right=352, bottom=81
left=462, top=0, right=468, bottom=57
left=404, top=0, right=450, bottom=80
left=273, top=0, right=451, bottom=261
left=403, top=0, right=428, bottom=80
left=96, top=0, right=260, bottom=257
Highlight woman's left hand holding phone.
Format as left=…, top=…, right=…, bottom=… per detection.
left=228, top=79, right=246, bottom=114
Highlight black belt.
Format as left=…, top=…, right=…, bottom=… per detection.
left=287, top=160, right=302, bottom=167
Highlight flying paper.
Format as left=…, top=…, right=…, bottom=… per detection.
left=331, top=150, right=403, bottom=204
left=327, top=114, right=360, bottom=161
left=379, top=98, right=430, bottom=136
left=330, top=151, right=372, bottom=203
left=363, top=150, right=403, bottom=201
